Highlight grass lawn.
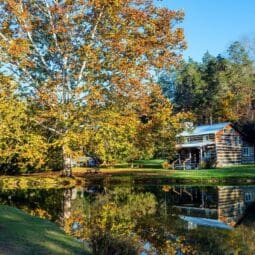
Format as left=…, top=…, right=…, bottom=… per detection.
left=170, top=165, right=255, bottom=179
left=114, top=159, right=164, bottom=169
left=73, top=162, right=255, bottom=181
left=0, top=205, right=91, bottom=255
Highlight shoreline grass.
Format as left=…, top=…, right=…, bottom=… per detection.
left=73, top=164, right=255, bottom=182
left=1, top=162, right=255, bottom=188
left=0, top=205, right=90, bottom=255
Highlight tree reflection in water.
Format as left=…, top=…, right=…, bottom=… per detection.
left=63, top=187, right=196, bottom=254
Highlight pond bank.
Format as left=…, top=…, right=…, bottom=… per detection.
left=1, top=165, right=255, bottom=189
left=73, top=165, right=255, bottom=185
left=0, top=205, right=91, bottom=255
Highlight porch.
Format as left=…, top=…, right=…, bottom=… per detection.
left=174, top=142, right=215, bottom=170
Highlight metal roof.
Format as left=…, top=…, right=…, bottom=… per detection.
left=178, top=122, right=231, bottom=137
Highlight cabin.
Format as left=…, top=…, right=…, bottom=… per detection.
left=175, top=122, right=255, bottom=169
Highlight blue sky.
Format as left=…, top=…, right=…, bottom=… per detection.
left=155, top=0, right=255, bottom=61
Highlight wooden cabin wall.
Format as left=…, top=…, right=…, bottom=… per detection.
left=215, top=124, right=242, bottom=166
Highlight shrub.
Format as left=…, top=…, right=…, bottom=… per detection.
left=162, top=161, right=171, bottom=169
left=199, top=158, right=217, bottom=169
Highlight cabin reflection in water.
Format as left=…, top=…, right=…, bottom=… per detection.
left=172, top=186, right=255, bottom=229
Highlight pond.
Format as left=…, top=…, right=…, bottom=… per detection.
left=0, top=178, right=255, bottom=255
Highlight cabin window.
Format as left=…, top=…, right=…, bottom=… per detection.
left=229, top=128, right=235, bottom=134
left=224, top=137, right=231, bottom=146
left=243, top=147, right=253, bottom=157
left=245, top=192, right=252, bottom=202
left=234, top=136, right=241, bottom=146
left=203, top=135, right=209, bottom=142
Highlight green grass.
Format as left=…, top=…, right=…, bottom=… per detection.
left=170, top=165, right=255, bottom=179
left=114, top=159, right=164, bottom=169
left=74, top=163, right=255, bottom=182
left=110, top=160, right=255, bottom=179
left=0, top=205, right=91, bottom=255
left=133, top=159, right=165, bottom=165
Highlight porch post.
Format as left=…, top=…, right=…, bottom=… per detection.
left=189, top=150, right=192, bottom=169
left=200, top=147, right=203, bottom=165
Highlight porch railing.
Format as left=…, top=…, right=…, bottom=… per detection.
left=176, top=139, right=214, bottom=146
left=174, top=160, right=198, bottom=170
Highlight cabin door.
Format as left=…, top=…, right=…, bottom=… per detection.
left=193, top=149, right=200, bottom=164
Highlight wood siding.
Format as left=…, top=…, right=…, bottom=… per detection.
left=215, top=124, right=242, bottom=166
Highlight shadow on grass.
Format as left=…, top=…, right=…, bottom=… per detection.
left=0, top=206, right=91, bottom=255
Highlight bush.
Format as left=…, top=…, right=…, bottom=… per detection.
left=162, top=161, right=171, bottom=169
left=199, top=158, right=217, bottom=169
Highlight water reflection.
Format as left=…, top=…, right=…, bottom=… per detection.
left=157, top=186, right=255, bottom=228
left=0, top=183, right=255, bottom=254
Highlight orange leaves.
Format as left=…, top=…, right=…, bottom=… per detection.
left=175, top=28, right=185, bottom=42
left=86, top=85, right=106, bottom=106
left=8, top=38, right=30, bottom=59
left=90, top=0, right=125, bottom=9
left=6, top=0, right=29, bottom=23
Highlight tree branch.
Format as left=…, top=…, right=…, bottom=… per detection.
left=34, top=119, right=62, bottom=136
left=19, top=2, right=49, bottom=70
left=0, top=32, right=8, bottom=42
left=26, top=31, right=48, bottom=68
left=77, top=9, right=104, bottom=83
left=43, top=0, right=60, bottom=51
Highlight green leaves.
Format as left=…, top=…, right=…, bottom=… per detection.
left=0, top=75, right=48, bottom=173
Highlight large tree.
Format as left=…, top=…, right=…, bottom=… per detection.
left=0, top=0, right=186, bottom=173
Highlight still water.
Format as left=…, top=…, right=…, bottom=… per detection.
left=0, top=179, right=255, bottom=255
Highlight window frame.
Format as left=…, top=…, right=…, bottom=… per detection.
left=245, top=192, right=252, bottom=202
left=203, top=135, right=209, bottom=142
left=243, top=147, right=252, bottom=157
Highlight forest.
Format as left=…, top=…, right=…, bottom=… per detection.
left=159, top=41, right=255, bottom=143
